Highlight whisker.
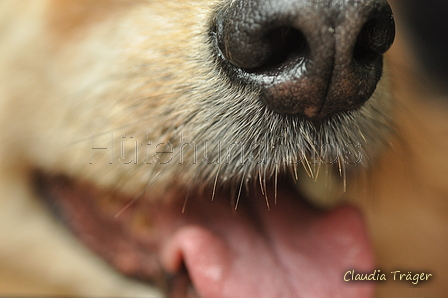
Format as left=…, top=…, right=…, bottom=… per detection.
left=234, top=171, right=245, bottom=210
left=274, top=164, right=278, bottom=205
left=258, top=169, right=265, bottom=196
left=302, top=155, right=313, bottom=178
left=182, top=193, right=189, bottom=213
left=263, top=167, right=270, bottom=210
left=114, top=170, right=161, bottom=218
left=293, top=161, right=299, bottom=181
left=211, top=163, right=222, bottom=202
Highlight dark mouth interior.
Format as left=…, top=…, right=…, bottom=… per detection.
left=32, top=169, right=312, bottom=289
left=32, top=168, right=374, bottom=298
left=165, top=264, right=198, bottom=298
left=33, top=170, right=166, bottom=285
left=32, top=169, right=312, bottom=291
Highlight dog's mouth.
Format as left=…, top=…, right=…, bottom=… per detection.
left=34, top=170, right=374, bottom=298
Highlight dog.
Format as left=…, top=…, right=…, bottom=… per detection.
left=0, top=0, right=447, bottom=297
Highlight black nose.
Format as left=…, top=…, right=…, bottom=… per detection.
left=211, top=0, right=395, bottom=119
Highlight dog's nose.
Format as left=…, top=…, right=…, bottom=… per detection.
left=212, top=0, right=395, bottom=119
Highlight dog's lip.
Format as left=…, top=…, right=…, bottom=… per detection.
left=34, top=171, right=375, bottom=298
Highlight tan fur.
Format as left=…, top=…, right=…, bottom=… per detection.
left=0, top=0, right=447, bottom=297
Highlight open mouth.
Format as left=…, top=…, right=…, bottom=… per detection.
left=34, top=169, right=375, bottom=298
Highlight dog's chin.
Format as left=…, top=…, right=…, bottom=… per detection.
left=34, top=169, right=374, bottom=298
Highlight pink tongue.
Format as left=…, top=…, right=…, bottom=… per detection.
left=161, top=187, right=375, bottom=298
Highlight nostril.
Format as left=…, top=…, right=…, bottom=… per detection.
left=214, top=19, right=309, bottom=72
left=249, top=26, right=309, bottom=72
left=354, top=20, right=382, bottom=63
left=354, top=9, right=395, bottom=63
